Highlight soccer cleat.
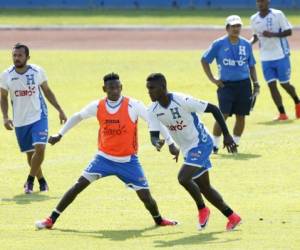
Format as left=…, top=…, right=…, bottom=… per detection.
left=295, top=103, right=300, bottom=119
left=274, top=113, right=289, bottom=121
left=198, top=206, right=210, bottom=230
left=213, top=146, right=219, bottom=154
left=226, top=212, right=241, bottom=231
left=158, top=218, right=178, bottom=226
left=39, top=182, right=49, bottom=192
left=35, top=217, right=54, bottom=230
left=24, top=182, right=33, bottom=194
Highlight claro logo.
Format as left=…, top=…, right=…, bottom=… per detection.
left=14, top=87, right=35, bottom=97
left=167, top=120, right=187, bottom=132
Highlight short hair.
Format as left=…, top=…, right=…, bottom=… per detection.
left=13, top=43, right=29, bottom=57
left=103, top=72, right=120, bottom=84
left=146, top=73, right=167, bottom=88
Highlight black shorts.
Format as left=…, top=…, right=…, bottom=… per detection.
left=217, top=78, right=252, bottom=116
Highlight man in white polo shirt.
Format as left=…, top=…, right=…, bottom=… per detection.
left=250, top=0, right=300, bottom=120
left=0, top=43, right=67, bottom=194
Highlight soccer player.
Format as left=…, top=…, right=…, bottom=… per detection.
left=35, top=73, right=177, bottom=229
left=201, top=15, right=260, bottom=153
left=146, top=73, right=241, bottom=231
left=0, top=43, right=67, bottom=194
left=250, top=0, right=300, bottom=120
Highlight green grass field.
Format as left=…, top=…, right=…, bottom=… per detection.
left=0, top=9, right=299, bottom=26
left=0, top=50, right=300, bottom=250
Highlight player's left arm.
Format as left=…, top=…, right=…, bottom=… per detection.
left=263, top=12, right=292, bottom=38
left=263, top=29, right=292, bottom=38
left=40, top=81, right=67, bottom=124
left=185, top=96, right=236, bottom=153
left=204, top=104, right=237, bottom=153
left=248, top=45, right=260, bottom=96
left=250, top=67, right=260, bottom=97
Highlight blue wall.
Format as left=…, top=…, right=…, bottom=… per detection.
left=0, top=0, right=299, bottom=9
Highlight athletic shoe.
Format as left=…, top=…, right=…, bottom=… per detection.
left=295, top=103, right=300, bottom=119
left=39, top=182, right=49, bottom=192
left=274, top=113, right=289, bottom=121
left=198, top=207, right=210, bottom=230
left=24, top=182, right=33, bottom=194
left=213, top=146, right=219, bottom=154
left=158, top=218, right=178, bottom=226
left=226, top=212, right=241, bottom=231
left=35, top=217, right=53, bottom=230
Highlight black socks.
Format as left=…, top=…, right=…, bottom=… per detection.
left=221, top=207, right=234, bottom=217
left=38, top=177, right=47, bottom=186
left=153, top=215, right=163, bottom=225
left=50, top=210, right=60, bottom=223
left=27, top=175, right=34, bottom=184
left=278, top=105, right=286, bottom=114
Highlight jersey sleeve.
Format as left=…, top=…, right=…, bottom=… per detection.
left=278, top=11, right=292, bottom=31
left=250, top=16, right=257, bottom=35
left=37, top=67, right=48, bottom=85
left=159, top=123, right=175, bottom=145
left=147, top=107, right=162, bottom=131
left=130, top=99, right=148, bottom=122
left=147, top=107, right=174, bottom=146
left=58, top=100, right=98, bottom=136
left=78, top=100, right=98, bottom=119
left=0, top=72, right=8, bottom=90
left=182, top=95, right=208, bottom=114
left=202, top=40, right=219, bottom=64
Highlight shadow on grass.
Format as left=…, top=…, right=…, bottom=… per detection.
left=215, top=153, right=261, bottom=160
left=54, top=226, right=183, bottom=241
left=256, top=120, right=295, bottom=126
left=154, top=230, right=241, bottom=247
left=1, top=193, right=59, bottom=205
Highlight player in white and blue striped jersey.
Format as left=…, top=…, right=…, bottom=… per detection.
left=251, top=0, right=300, bottom=120
left=146, top=73, right=241, bottom=231
left=0, top=43, right=67, bottom=194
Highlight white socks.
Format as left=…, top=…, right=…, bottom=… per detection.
left=233, top=135, right=241, bottom=145
left=213, top=136, right=221, bottom=148
left=213, top=135, right=241, bottom=148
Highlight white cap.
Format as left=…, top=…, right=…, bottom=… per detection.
left=225, top=15, right=243, bottom=26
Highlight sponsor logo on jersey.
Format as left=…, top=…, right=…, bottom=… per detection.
left=14, top=86, right=36, bottom=97
left=103, top=124, right=127, bottom=136
left=156, top=113, right=165, bottom=117
left=167, top=120, right=187, bottom=132
left=223, top=58, right=246, bottom=66
left=190, top=151, right=202, bottom=157
left=105, top=119, right=120, bottom=124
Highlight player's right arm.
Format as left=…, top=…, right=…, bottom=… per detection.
left=0, top=88, right=13, bottom=130
left=48, top=100, right=98, bottom=145
left=201, top=41, right=224, bottom=88
left=147, top=108, right=180, bottom=162
left=250, top=15, right=259, bottom=45
left=250, top=34, right=259, bottom=45
left=0, top=72, right=14, bottom=130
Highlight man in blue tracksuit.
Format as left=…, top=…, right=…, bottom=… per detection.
left=201, top=15, right=260, bottom=153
